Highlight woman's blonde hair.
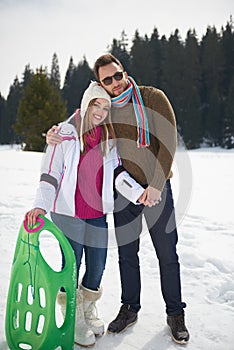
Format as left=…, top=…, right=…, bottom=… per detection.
left=77, top=98, right=116, bottom=156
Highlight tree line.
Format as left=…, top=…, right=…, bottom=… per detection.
left=0, top=17, right=233, bottom=151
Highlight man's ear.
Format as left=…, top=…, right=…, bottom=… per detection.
left=124, top=71, right=128, bottom=79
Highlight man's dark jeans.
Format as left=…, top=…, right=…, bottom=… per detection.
left=113, top=180, right=186, bottom=315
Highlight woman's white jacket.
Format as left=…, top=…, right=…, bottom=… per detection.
left=33, top=121, right=144, bottom=217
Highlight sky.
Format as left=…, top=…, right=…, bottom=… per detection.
left=1, top=145, right=234, bottom=349
left=0, top=0, right=233, bottom=99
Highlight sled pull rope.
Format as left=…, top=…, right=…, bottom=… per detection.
left=21, top=234, right=39, bottom=299
left=20, top=216, right=44, bottom=299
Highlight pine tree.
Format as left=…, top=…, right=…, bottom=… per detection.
left=22, top=64, right=34, bottom=89
left=220, top=17, right=234, bottom=96
left=222, top=75, right=234, bottom=148
left=14, top=67, right=67, bottom=151
left=0, top=93, right=6, bottom=144
left=50, top=53, right=61, bottom=90
left=200, top=26, right=225, bottom=146
left=161, top=29, right=184, bottom=92
left=109, top=31, right=131, bottom=73
left=179, top=30, right=203, bottom=148
left=148, top=27, right=163, bottom=87
left=5, top=77, right=23, bottom=144
left=62, top=57, right=93, bottom=116
left=220, top=18, right=234, bottom=148
left=130, top=31, right=153, bottom=84
left=160, top=30, right=185, bottom=140
left=62, top=56, right=76, bottom=112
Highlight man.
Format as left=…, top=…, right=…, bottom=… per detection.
left=47, top=53, right=189, bottom=345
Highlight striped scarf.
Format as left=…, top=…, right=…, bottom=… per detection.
left=111, top=76, right=150, bottom=147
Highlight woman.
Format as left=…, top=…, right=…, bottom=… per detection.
left=26, top=81, right=144, bottom=347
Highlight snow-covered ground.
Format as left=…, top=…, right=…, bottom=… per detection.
left=0, top=145, right=234, bottom=350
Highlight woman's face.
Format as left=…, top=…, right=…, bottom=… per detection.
left=90, top=98, right=110, bottom=126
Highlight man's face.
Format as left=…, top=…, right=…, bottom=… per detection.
left=98, top=62, right=128, bottom=97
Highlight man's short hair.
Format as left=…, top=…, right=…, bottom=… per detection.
left=93, top=54, right=124, bottom=80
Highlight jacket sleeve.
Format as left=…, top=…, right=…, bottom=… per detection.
left=33, top=123, right=76, bottom=212
left=146, top=87, right=177, bottom=191
left=33, top=143, right=64, bottom=213
left=115, top=167, right=145, bottom=204
left=112, top=145, right=144, bottom=204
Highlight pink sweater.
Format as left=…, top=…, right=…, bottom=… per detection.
left=75, top=126, right=104, bottom=219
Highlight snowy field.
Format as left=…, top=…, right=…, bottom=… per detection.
left=0, top=145, right=234, bottom=350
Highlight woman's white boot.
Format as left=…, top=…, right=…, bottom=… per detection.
left=80, top=284, right=105, bottom=336
left=57, top=290, right=95, bottom=347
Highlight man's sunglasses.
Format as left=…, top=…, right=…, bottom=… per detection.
left=101, top=71, right=124, bottom=86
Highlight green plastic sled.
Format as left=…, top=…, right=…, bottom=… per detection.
left=5, top=215, right=77, bottom=350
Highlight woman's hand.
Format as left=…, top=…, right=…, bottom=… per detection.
left=139, top=186, right=162, bottom=207
left=25, top=208, right=46, bottom=227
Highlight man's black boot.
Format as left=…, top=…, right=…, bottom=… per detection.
left=167, top=312, right=190, bottom=344
left=108, top=304, right=138, bottom=333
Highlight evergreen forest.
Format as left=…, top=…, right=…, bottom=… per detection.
left=0, top=18, right=233, bottom=151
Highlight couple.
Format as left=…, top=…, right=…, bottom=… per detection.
left=26, top=54, right=189, bottom=347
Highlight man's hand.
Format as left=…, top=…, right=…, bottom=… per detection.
left=25, top=208, right=46, bottom=227
left=46, top=125, right=62, bottom=145
left=139, top=186, right=162, bottom=207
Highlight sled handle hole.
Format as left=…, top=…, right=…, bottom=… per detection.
left=25, top=311, right=32, bottom=331
left=39, top=230, right=63, bottom=272
left=13, top=309, right=20, bottom=329
left=27, top=285, right=34, bottom=305
left=17, top=283, right=23, bottom=302
left=23, top=216, right=44, bottom=233
left=19, top=343, right=32, bottom=349
left=39, top=287, right=46, bottom=308
left=55, top=289, right=66, bottom=328
left=37, top=314, right=45, bottom=334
